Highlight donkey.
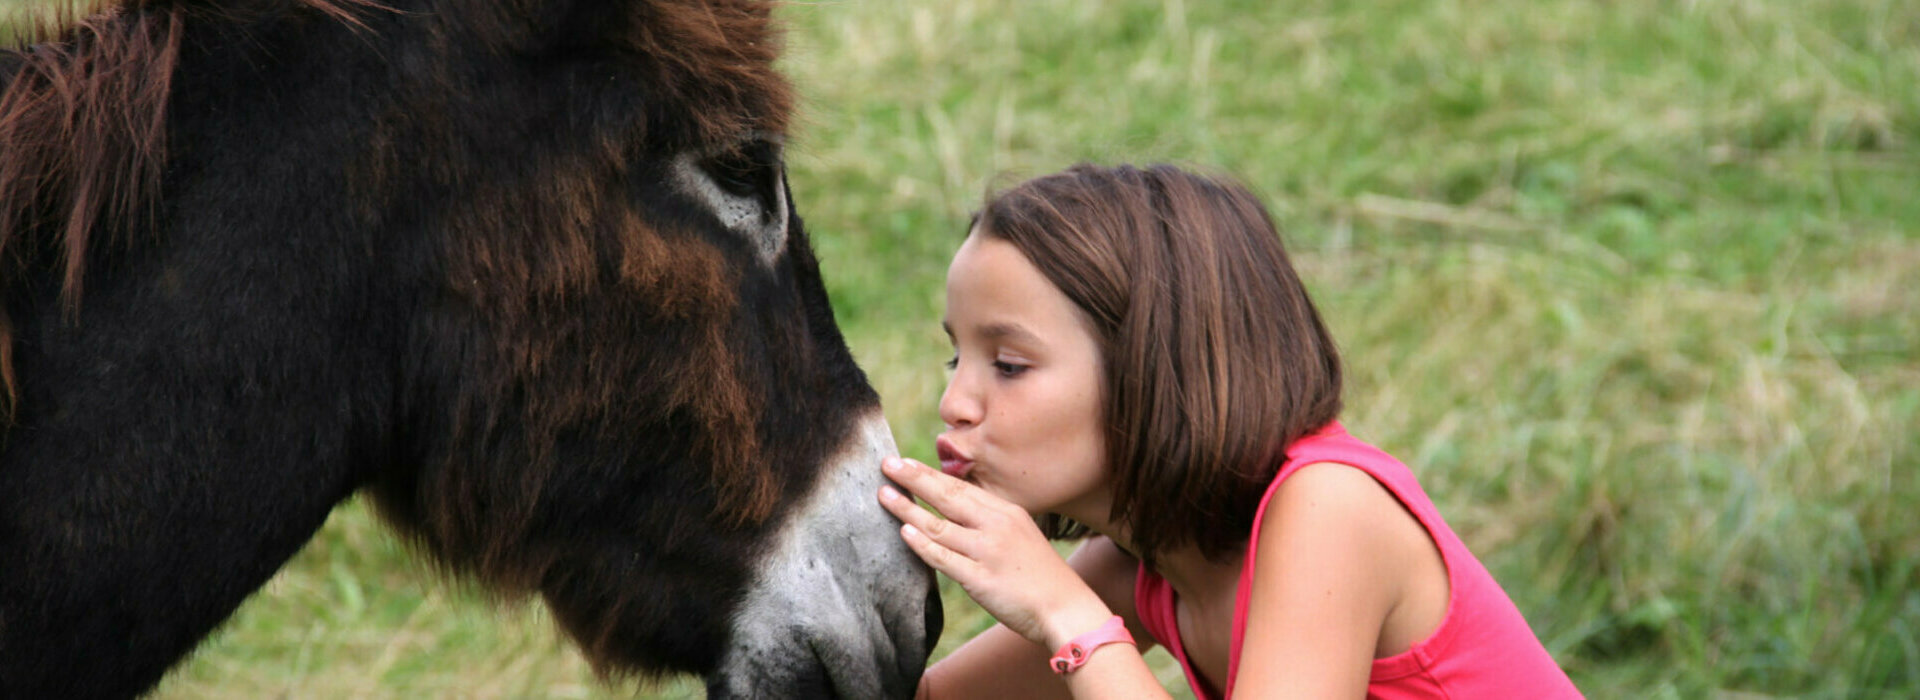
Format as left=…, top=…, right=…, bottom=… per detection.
left=0, top=0, right=939, bottom=697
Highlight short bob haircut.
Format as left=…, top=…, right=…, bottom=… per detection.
left=970, top=163, right=1343, bottom=567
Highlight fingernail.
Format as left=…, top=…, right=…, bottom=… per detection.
left=879, top=486, right=899, bottom=501
left=882, top=457, right=901, bottom=472
left=901, top=524, right=920, bottom=538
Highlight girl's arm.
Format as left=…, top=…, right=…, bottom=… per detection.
left=917, top=538, right=1152, bottom=699
left=879, top=457, right=1171, bottom=699
left=1228, top=462, right=1444, bottom=698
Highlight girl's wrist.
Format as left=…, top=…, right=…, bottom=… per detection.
left=1039, top=599, right=1118, bottom=651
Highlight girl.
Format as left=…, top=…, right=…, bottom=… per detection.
left=878, top=164, right=1579, bottom=698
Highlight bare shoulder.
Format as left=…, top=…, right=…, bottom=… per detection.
left=1261, top=460, right=1444, bottom=589
left=1236, top=462, right=1421, bottom=694
left=1261, top=462, right=1435, bottom=568
left=1268, top=462, right=1403, bottom=524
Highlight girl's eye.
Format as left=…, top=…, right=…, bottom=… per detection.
left=944, top=354, right=958, bottom=371
left=993, top=360, right=1028, bottom=378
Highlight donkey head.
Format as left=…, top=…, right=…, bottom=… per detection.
left=319, top=0, right=941, bottom=695
left=0, top=0, right=936, bottom=693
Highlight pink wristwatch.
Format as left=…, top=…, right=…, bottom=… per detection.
left=1049, top=615, right=1136, bottom=674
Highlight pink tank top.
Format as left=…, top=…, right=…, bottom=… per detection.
left=1133, top=422, right=1581, bottom=699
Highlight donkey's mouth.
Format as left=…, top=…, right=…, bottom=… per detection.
left=711, top=411, right=932, bottom=699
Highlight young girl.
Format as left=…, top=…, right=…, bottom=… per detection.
left=877, top=164, right=1580, bottom=698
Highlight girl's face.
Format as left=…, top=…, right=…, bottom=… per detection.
left=936, top=231, right=1111, bottom=524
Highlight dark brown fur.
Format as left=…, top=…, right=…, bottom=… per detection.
left=0, top=0, right=791, bottom=533
left=0, top=2, right=918, bottom=695
left=0, top=0, right=788, bottom=410
left=0, top=1, right=183, bottom=409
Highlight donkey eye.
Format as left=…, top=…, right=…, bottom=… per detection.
left=703, top=150, right=763, bottom=197
left=701, top=141, right=775, bottom=198
left=673, top=138, right=789, bottom=263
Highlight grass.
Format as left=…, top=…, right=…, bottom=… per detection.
left=9, top=0, right=1920, bottom=696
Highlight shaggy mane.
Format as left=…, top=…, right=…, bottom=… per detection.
left=0, top=0, right=788, bottom=418
left=0, top=0, right=369, bottom=414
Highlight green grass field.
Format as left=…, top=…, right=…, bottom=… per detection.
left=7, top=0, right=1918, bottom=697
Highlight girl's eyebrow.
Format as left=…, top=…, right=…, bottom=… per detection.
left=940, top=320, right=1041, bottom=346
left=978, top=322, right=1040, bottom=345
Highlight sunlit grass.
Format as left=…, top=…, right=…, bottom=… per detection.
left=6, top=0, right=1915, bottom=696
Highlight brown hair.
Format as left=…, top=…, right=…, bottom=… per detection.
left=0, top=1, right=377, bottom=416
left=972, top=163, right=1342, bottom=566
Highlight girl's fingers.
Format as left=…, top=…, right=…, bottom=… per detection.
left=881, top=456, right=983, bottom=523
left=898, top=522, right=982, bottom=584
left=877, top=482, right=982, bottom=558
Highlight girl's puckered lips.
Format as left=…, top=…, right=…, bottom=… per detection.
left=935, top=436, right=974, bottom=479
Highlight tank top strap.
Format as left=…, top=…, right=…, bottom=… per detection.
left=1274, top=422, right=1444, bottom=520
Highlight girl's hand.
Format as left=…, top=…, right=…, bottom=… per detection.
left=878, top=456, right=1113, bottom=649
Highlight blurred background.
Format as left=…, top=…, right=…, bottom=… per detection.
left=5, top=0, right=1916, bottom=697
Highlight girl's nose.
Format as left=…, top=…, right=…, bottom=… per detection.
left=937, top=370, right=980, bottom=429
